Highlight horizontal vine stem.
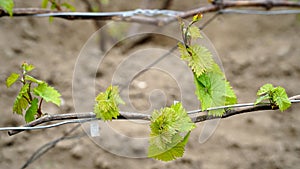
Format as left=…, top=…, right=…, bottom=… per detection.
left=7, top=111, right=150, bottom=136
left=0, top=0, right=300, bottom=25
left=6, top=95, right=300, bottom=136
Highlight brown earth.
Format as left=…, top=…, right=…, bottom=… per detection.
left=1, top=1, right=300, bottom=169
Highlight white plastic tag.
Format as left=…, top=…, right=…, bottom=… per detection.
left=90, top=121, right=100, bottom=137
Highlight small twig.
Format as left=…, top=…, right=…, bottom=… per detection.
left=22, top=95, right=31, bottom=105
left=37, top=98, right=43, bottom=118
left=49, top=0, right=62, bottom=11
left=0, top=0, right=299, bottom=26
left=188, top=99, right=300, bottom=114
left=192, top=103, right=274, bottom=123
left=27, top=82, right=33, bottom=102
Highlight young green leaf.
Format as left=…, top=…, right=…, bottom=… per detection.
left=0, top=0, right=14, bottom=16
left=25, top=75, right=44, bottom=84
left=148, top=132, right=191, bottom=162
left=254, top=94, right=270, bottom=105
left=94, top=86, right=124, bottom=121
left=257, top=83, right=274, bottom=96
left=179, top=43, right=214, bottom=77
left=224, top=80, right=238, bottom=106
left=178, top=42, right=189, bottom=57
left=33, top=83, right=61, bottom=106
left=25, top=98, right=39, bottom=123
left=13, top=83, right=30, bottom=115
left=149, top=103, right=195, bottom=146
left=255, top=83, right=274, bottom=105
left=273, top=87, right=291, bottom=111
left=194, top=64, right=237, bottom=116
left=22, top=62, right=35, bottom=73
left=6, top=73, right=20, bottom=88
left=188, top=26, right=202, bottom=39
left=148, top=103, right=195, bottom=161
left=255, top=84, right=291, bottom=111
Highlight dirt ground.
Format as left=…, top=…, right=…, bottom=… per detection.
left=1, top=1, right=300, bottom=169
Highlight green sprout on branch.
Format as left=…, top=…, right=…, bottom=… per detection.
left=255, top=83, right=291, bottom=111
left=93, top=85, right=124, bottom=121
left=178, top=13, right=237, bottom=116
left=6, top=62, right=62, bottom=122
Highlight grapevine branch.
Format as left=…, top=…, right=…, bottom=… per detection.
left=0, top=0, right=300, bottom=25
left=5, top=95, right=300, bottom=136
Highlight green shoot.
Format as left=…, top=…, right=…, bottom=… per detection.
left=148, top=103, right=195, bottom=161
left=6, top=62, right=62, bottom=122
left=255, top=83, right=291, bottom=111
left=178, top=14, right=237, bottom=116
left=178, top=43, right=214, bottom=77
left=93, top=85, right=124, bottom=121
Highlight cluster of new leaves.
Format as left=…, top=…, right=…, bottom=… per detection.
left=179, top=14, right=237, bottom=116
left=0, top=0, right=14, bottom=16
left=6, top=63, right=61, bottom=122
left=93, top=85, right=124, bottom=121
left=255, top=83, right=291, bottom=111
left=148, top=103, right=195, bottom=161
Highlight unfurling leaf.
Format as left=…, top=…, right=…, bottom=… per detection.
left=94, top=85, right=124, bottom=121
left=25, top=98, right=39, bottom=123
left=148, top=103, right=195, bottom=161
left=273, top=87, right=291, bottom=111
left=34, top=83, right=61, bottom=106
left=6, top=73, right=20, bottom=88
left=22, top=62, right=35, bottom=73
left=178, top=43, right=214, bottom=77
left=255, top=84, right=291, bottom=111
left=257, top=83, right=274, bottom=96
left=0, top=0, right=14, bottom=16
left=194, top=64, right=237, bottom=116
left=13, top=83, right=30, bottom=115
left=178, top=42, right=189, bottom=58
left=188, top=26, right=202, bottom=39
